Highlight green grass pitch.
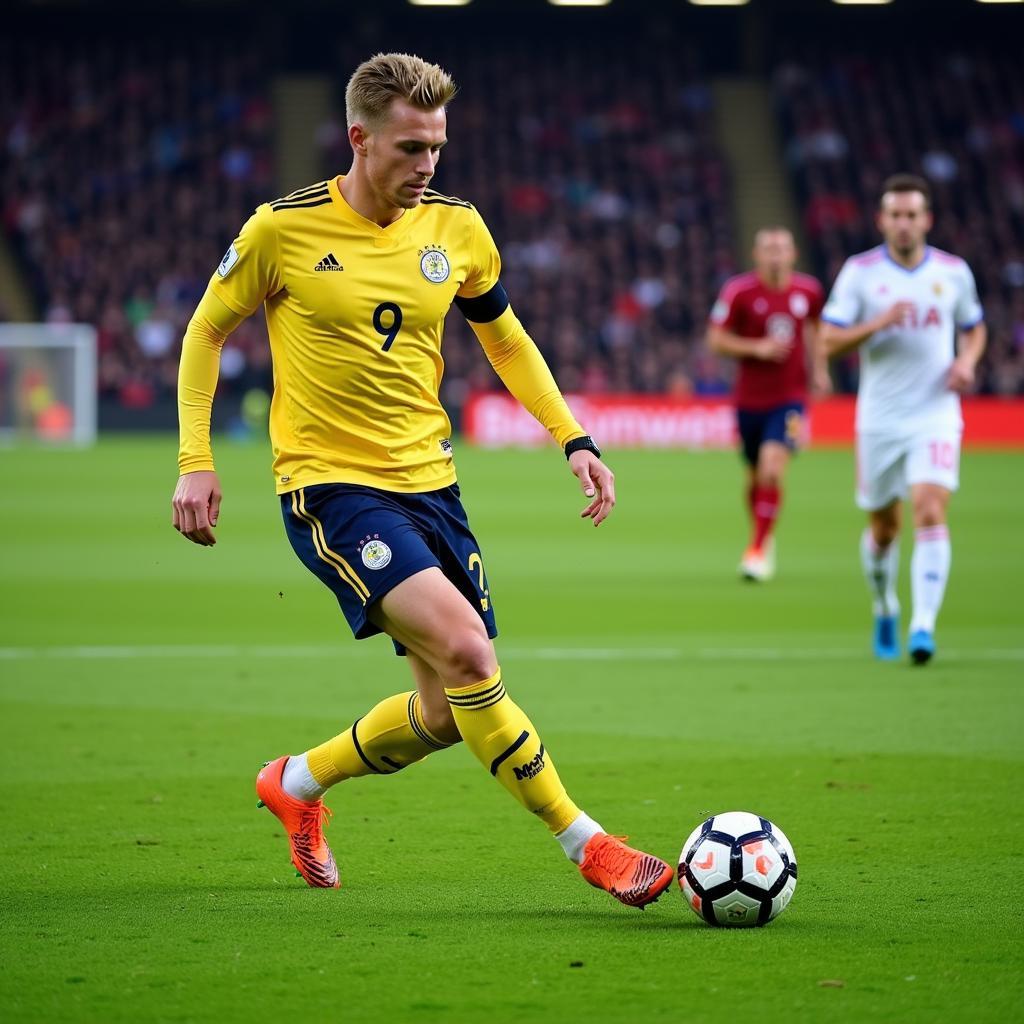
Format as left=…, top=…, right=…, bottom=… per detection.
left=1, top=436, right=1021, bottom=1023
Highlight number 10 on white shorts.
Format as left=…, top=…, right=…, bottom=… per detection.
left=856, top=430, right=962, bottom=510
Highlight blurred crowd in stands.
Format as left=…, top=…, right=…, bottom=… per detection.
left=0, top=31, right=734, bottom=416
left=1, top=37, right=275, bottom=411
left=2, top=30, right=1022, bottom=419
left=775, top=50, right=1024, bottom=396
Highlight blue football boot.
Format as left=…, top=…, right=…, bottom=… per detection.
left=908, top=629, right=935, bottom=666
left=873, top=614, right=900, bottom=660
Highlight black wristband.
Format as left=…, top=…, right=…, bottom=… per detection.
left=564, top=435, right=601, bottom=460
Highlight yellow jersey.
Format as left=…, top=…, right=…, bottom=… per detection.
left=178, top=176, right=584, bottom=493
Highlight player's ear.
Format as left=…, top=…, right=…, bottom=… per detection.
left=349, top=122, right=370, bottom=158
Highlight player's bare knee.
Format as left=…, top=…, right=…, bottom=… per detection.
left=441, top=629, right=496, bottom=686
left=913, top=499, right=945, bottom=528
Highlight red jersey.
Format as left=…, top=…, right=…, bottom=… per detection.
left=709, top=271, right=824, bottom=410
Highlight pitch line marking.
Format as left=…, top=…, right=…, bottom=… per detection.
left=1, top=645, right=1022, bottom=662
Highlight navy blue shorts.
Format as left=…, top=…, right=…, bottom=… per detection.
left=736, top=402, right=805, bottom=467
left=281, top=482, right=497, bottom=654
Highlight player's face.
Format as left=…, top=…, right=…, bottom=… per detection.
left=362, top=99, right=447, bottom=210
left=877, top=191, right=933, bottom=256
left=752, top=230, right=796, bottom=278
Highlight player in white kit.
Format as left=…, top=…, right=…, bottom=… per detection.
left=820, top=175, right=986, bottom=664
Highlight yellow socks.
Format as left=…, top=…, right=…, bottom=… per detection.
left=289, top=672, right=593, bottom=860
left=445, top=669, right=580, bottom=834
left=307, top=691, right=451, bottom=787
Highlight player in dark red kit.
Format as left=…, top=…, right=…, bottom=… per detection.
left=708, top=227, right=830, bottom=581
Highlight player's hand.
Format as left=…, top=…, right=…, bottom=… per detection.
left=947, top=355, right=976, bottom=394
left=878, top=301, right=915, bottom=330
left=172, top=470, right=223, bottom=546
left=812, top=366, right=834, bottom=398
left=569, top=451, right=615, bottom=527
left=755, top=338, right=791, bottom=362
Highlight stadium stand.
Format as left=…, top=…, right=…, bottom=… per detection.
left=1, top=30, right=733, bottom=420
left=4, top=29, right=1020, bottom=420
left=0, top=35, right=276, bottom=412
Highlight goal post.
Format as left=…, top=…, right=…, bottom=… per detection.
left=0, top=324, right=97, bottom=445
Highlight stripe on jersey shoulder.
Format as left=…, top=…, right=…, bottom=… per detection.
left=422, top=188, right=472, bottom=209
left=271, top=188, right=329, bottom=205
left=270, top=183, right=331, bottom=211
left=270, top=195, right=332, bottom=212
left=454, top=280, right=510, bottom=323
left=273, top=181, right=330, bottom=204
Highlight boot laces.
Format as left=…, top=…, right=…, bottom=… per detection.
left=589, top=835, right=634, bottom=877
left=297, top=801, right=332, bottom=843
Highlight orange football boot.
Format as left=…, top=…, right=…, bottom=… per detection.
left=256, top=755, right=340, bottom=889
left=579, top=833, right=673, bottom=909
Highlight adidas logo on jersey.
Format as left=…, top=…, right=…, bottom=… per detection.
left=314, top=253, right=344, bottom=272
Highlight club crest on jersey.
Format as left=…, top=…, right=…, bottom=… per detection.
left=789, top=292, right=809, bottom=318
left=358, top=535, right=392, bottom=570
left=766, top=313, right=795, bottom=342
left=217, top=243, right=239, bottom=278
left=419, top=246, right=450, bottom=284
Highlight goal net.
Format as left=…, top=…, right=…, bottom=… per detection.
left=0, top=324, right=97, bottom=445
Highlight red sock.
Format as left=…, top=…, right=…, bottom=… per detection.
left=752, top=484, right=781, bottom=550
left=746, top=482, right=757, bottom=521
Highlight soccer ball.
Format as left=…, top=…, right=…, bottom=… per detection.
left=678, top=811, right=797, bottom=927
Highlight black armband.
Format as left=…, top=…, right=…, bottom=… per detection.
left=454, top=280, right=510, bottom=323
left=564, top=435, right=601, bottom=460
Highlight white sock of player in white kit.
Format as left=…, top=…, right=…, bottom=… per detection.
left=860, top=528, right=900, bottom=616
left=910, top=525, right=951, bottom=634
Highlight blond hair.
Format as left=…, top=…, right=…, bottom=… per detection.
left=345, top=53, right=457, bottom=129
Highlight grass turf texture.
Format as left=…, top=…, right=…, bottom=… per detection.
left=0, top=437, right=1021, bottom=1023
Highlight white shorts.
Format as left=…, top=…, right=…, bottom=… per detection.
left=855, top=428, right=962, bottom=511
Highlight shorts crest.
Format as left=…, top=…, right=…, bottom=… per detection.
left=360, top=538, right=392, bottom=570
